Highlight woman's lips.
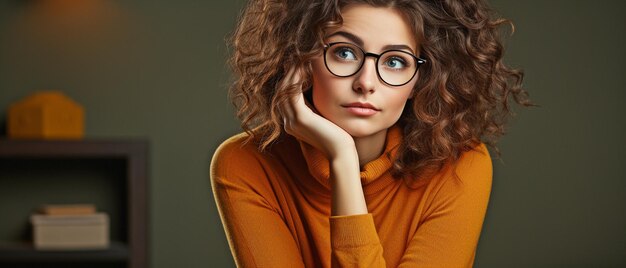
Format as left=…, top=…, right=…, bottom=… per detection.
left=341, top=102, right=380, bottom=116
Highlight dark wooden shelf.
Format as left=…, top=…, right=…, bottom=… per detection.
left=0, top=241, right=129, bottom=262
left=0, top=138, right=149, bottom=268
left=0, top=138, right=147, bottom=158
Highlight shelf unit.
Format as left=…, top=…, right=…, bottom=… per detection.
left=0, top=139, right=148, bottom=268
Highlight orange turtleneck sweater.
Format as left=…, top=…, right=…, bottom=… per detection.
left=210, top=126, right=492, bottom=267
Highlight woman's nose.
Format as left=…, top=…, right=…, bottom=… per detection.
left=352, top=58, right=378, bottom=94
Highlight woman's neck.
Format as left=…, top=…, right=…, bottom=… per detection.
left=354, top=129, right=388, bottom=168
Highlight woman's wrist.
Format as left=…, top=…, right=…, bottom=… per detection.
left=329, top=147, right=368, bottom=216
left=327, top=137, right=357, bottom=161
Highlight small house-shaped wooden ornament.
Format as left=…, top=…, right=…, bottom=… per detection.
left=8, top=91, right=84, bottom=139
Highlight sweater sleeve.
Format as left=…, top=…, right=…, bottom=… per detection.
left=330, top=213, right=386, bottom=267
left=210, top=137, right=306, bottom=268
left=329, top=143, right=492, bottom=268
left=398, top=143, right=493, bottom=267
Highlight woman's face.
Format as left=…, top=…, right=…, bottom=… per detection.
left=311, top=4, right=420, bottom=138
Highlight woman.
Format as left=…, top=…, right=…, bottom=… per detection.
left=211, top=0, right=533, bottom=267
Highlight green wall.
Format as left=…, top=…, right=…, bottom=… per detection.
left=0, top=0, right=624, bottom=267
left=0, top=1, right=245, bottom=267
left=480, top=1, right=626, bottom=267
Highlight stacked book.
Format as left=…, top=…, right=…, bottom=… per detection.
left=30, top=204, right=109, bottom=250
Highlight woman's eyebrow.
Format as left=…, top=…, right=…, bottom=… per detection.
left=382, top=44, right=415, bottom=54
left=326, top=31, right=364, bottom=46
left=326, top=31, right=416, bottom=54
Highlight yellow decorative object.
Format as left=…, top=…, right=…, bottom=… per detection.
left=8, top=91, right=85, bottom=139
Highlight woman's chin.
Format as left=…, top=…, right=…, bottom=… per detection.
left=338, top=124, right=387, bottom=139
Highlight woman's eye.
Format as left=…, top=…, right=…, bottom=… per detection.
left=384, top=57, right=407, bottom=69
left=334, top=48, right=358, bottom=61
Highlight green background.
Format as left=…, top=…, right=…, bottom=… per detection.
left=0, top=0, right=624, bottom=267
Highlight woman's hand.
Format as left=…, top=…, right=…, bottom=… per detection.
left=280, top=66, right=367, bottom=216
left=280, top=66, right=355, bottom=160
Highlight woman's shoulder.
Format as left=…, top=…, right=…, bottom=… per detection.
left=414, top=142, right=492, bottom=187
left=456, top=142, right=491, bottom=168
left=214, top=132, right=256, bottom=156
left=457, top=142, right=492, bottom=176
left=447, top=142, right=493, bottom=189
left=210, top=132, right=264, bottom=176
left=416, top=142, right=493, bottom=206
left=210, top=131, right=298, bottom=177
left=210, top=133, right=288, bottom=210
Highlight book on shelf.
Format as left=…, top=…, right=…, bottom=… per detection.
left=39, top=204, right=96, bottom=216
left=31, top=204, right=110, bottom=250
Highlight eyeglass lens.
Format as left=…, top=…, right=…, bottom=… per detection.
left=324, top=42, right=421, bottom=86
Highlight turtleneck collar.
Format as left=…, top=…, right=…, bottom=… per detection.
left=298, top=125, right=403, bottom=193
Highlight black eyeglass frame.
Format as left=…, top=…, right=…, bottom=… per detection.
left=323, top=42, right=427, bottom=87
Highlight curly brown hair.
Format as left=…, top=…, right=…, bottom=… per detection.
left=228, top=0, right=535, bottom=179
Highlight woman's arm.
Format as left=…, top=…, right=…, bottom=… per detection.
left=210, top=138, right=306, bottom=267
left=281, top=67, right=387, bottom=267
left=281, top=67, right=368, bottom=217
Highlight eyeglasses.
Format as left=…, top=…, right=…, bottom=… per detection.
left=323, top=42, right=426, bottom=87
